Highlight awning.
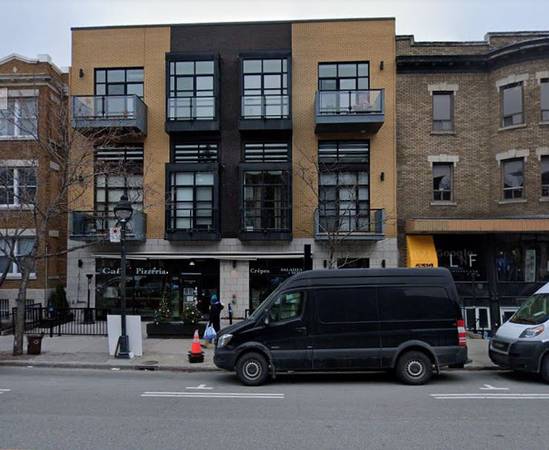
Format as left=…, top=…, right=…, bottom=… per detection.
left=94, top=251, right=306, bottom=261
left=406, top=235, right=438, bottom=268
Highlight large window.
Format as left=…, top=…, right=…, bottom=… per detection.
left=432, top=92, right=454, bottom=131
left=168, top=172, right=215, bottom=231
left=502, top=158, right=524, bottom=200
left=542, top=156, right=549, bottom=198
left=167, top=60, right=215, bottom=120
left=0, top=93, right=37, bottom=138
left=542, top=79, right=549, bottom=122
left=318, top=62, right=369, bottom=91
left=95, top=68, right=144, bottom=97
left=0, top=238, right=35, bottom=276
left=95, top=146, right=144, bottom=218
left=0, top=166, right=36, bottom=206
left=432, top=163, right=453, bottom=201
left=242, top=58, right=289, bottom=119
left=243, top=170, right=290, bottom=232
left=501, top=83, right=524, bottom=127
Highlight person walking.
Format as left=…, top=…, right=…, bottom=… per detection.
left=209, top=293, right=224, bottom=333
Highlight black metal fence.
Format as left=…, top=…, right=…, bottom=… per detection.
left=8, top=307, right=110, bottom=337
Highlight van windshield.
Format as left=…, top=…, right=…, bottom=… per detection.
left=510, top=294, right=549, bottom=325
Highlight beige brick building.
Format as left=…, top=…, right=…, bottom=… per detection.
left=67, top=19, right=398, bottom=319
left=397, top=32, right=549, bottom=331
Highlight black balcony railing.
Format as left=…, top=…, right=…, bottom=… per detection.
left=166, top=206, right=218, bottom=235
left=241, top=206, right=291, bottom=232
left=241, top=95, right=290, bottom=119
left=315, top=208, right=385, bottom=240
left=69, top=210, right=146, bottom=241
left=167, top=96, right=216, bottom=121
left=72, top=95, right=148, bottom=135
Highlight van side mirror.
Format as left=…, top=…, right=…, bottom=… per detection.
left=263, top=314, right=270, bottom=327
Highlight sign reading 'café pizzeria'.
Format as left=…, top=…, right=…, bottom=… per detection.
left=99, top=266, right=168, bottom=276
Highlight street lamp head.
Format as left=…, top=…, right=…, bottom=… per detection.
left=114, top=194, right=133, bottom=222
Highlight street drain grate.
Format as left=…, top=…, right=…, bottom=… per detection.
left=136, top=360, right=159, bottom=371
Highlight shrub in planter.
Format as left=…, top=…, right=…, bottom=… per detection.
left=181, top=303, right=201, bottom=326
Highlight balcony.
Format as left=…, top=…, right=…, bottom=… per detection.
left=239, top=206, right=292, bottom=241
left=165, top=96, right=219, bottom=133
left=72, top=95, right=147, bottom=136
left=69, top=210, right=147, bottom=242
left=315, top=89, right=384, bottom=134
left=239, top=95, right=291, bottom=131
left=314, top=208, right=385, bottom=241
left=165, top=206, right=220, bottom=241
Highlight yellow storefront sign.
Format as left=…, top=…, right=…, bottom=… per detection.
left=406, top=235, right=438, bottom=268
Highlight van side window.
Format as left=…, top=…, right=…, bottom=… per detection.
left=378, top=287, right=455, bottom=321
left=269, top=292, right=304, bottom=322
left=316, top=287, right=378, bottom=323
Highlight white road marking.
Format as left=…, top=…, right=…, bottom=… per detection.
left=0, top=389, right=11, bottom=394
left=431, top=393, right=549, bottom=400
left=480, top=384, right=509, bottom=391
left=141, top=391, right=284, bottom=399
left=185, top=384, right=213, bottom=390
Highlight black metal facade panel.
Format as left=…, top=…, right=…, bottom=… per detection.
left=170, top=23, right=292, bottom=237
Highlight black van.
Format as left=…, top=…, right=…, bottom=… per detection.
left=214, top=268, right=467, bottom=385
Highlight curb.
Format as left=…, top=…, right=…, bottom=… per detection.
left=0, top=360, right=219, bottom=372
left=0, top=360, right=499, bottom=372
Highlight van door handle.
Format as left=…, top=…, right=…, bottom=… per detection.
left=295, top=326, right=307, bottom=334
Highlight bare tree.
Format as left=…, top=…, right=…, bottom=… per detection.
left=0, top=80, right=149, bottom=355
left=294, top=145, right=387, bottom=269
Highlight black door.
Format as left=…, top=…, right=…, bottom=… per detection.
left=260, top=291, right=312, bottom=371
left=311, top=286, right=381, bottom=370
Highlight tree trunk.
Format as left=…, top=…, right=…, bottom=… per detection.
left=12, top=267, right=31, bottom=356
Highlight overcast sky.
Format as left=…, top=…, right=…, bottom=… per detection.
left=2, top=0, right=548, bottom=68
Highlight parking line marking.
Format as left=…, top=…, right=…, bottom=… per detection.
left=431, top=393, right=549, bottom=400
left=480, top=384, right=509, bottom=391
left=141, top=391, right=284, bottom=399
left=185, top=384, right=213, bottom=390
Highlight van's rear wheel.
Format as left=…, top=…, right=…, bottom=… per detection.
left=396, top=351, right=433, bottom=385
left=541, top=355, right=549, bottom=383
left=236, top=352, right=269, bottom=386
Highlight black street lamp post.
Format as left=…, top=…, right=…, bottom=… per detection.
left=114, top=194, right=133, bottom=359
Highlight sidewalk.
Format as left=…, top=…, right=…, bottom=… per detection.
left=0, top=330, right=496, bottom=372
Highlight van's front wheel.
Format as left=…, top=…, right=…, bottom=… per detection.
left=236, top=352, right=269, bottom=386
left=396, top=351, right=433, bottom=385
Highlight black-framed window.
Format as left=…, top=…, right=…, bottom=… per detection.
left=167, top=60, right=215, bottom=120
left=541, top=79, right=549, bottom=122
left=242, top=58, right=289, bottom=119
left=502, top=158, right=524, bottom=199
left=269, top=291, right=304, bottom=323
left=243, top=170, right=290, bottom=232
left=318, top=62, right=369, bottom=91
left=318, top=141, right=369, bottom=164
left=319, top=171, right=370, bottom=233
left=501, top=82, right=524, bottom=127
left=173, top=143, right=218, bottom=163
left=168, top=171, right=215, bottom=231
left=541, top=156, right=549, bottom=198
left=432, top=163, right=453, bottom=201
left=95, top=68, right=144, bottom=98
left=432, top=92, right=454, bottom=131
left=243, top=143, right=290, bottom=163
left=0, top=166, right=36, bottom=206
left=95, top=146, right=144, bottom=220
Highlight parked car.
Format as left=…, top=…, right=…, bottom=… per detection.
left=489, top=283, right=549, bottom=382
left=214, top=268, right=467, bottom=386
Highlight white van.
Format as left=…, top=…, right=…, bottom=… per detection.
left=489, top=283, right=549, bottom=382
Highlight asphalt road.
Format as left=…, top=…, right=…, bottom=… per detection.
left=1, top=367, right=549, bottom=450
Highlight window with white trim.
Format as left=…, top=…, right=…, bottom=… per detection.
left=0, top=299, right=9, bottom=319
left=0, top=95, right=37, bottom=138
left=0, top=166, right=37, bottom=206
left=541, top=156, right=549, bottom=198
left=432, top=163, right=453, bottom=201
left=465, top=306, right=491, bottom=331
left=0, top=238, right=35, bottom=276
left=502, top=158, right=524, bottom=200
left=541, top=78, right=549, bottom=122
left=501, top=82, right=524, bottom=127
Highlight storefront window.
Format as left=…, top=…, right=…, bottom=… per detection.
left=249, top=259, right=304, bottom=312
left=434, top=235, right=486, bottom=282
